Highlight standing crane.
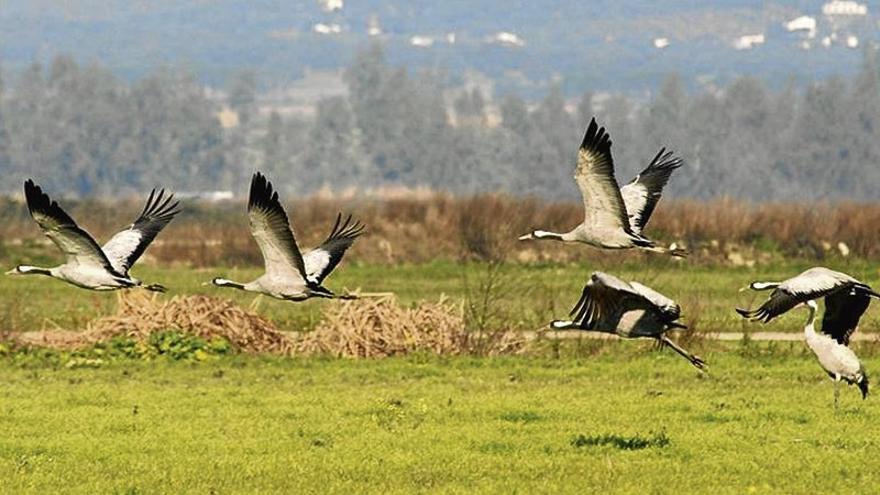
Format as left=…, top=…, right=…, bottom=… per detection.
left=737, top=267, right=875, bottom=408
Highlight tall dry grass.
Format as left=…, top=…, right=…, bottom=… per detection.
left=2, top=193, right=878, bottom=266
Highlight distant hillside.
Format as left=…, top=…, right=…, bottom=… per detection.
left=0, top=1, right=875, bottom=95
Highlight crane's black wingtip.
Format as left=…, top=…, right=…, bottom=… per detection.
left=23, top=179, right=42, bottom=199
left=23, top=179, right=49, bottom=210
left=580, top=117, right=611, bottom=153
left=249, top=171, right=277, bottom=210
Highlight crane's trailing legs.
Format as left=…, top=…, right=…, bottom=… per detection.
left=659, top=335, right=706, bottom=370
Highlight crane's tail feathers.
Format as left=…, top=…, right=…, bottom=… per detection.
left=645, top=246, right=689, bottom=258
left=633, top=238, right=689, bottom=258
left=307, top=282, right=335, bottom=299
left=669, top=247, right=689, bottom=258
left=659, top=335, right=706, bottom=370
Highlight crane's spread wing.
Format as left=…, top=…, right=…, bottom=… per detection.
left=619, top=148, right=682, bottom=235
left=247, top=172, right=307, bottom=280
left=102, top=188, right=180, bottom=275
left=574, top=118, right=632, bottom=233
left=303, top=213, right=365, bottom=284
left=736, top=267, right=858, bottom=323
left=822, top=286, right=875, bottom=345
left=24, top=179, right=116, bottom=272
left=629, top=281, right=681, bottom=320
left=568, top=272, right=655, bottom=329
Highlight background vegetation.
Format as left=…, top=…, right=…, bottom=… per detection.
left=3, top=47, right=880, bottom=200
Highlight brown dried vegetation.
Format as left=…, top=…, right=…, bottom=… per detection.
left=295, top=296, right=525, bottom=358
left=2, top=193, right=878, bottom=266
left=86, top=292, right=293, bottom=354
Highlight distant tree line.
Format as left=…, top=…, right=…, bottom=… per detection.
left=2, top=47, right=880, bottom=201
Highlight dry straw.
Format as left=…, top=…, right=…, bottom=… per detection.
left=296, top=295, right=525, bottom=357
left=15, top=291, right=526, bottom=357
left=84, top=291, right=294, bottom=354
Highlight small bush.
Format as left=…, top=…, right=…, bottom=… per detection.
left=570, top=431, right=670, bottom=451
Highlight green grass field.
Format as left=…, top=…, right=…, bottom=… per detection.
left=3, top=260, right=880, bottom=493
left=3, top=259, right=880, bottom=335
left=1, top=350, right=879, bottom=494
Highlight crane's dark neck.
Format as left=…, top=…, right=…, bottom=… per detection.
left=534, top=230, right=568, bottom=241
left=212, top=278, right=245, bottom=290
left=13, top=265, right=52, bottom=276
left=750, top=281, right=779, bottom=291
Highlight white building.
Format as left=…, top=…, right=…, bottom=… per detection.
left=785, top=16, right=817, bottom=38
left=490, top=31, right=525, bottom=47
left=368, top=14, right=382, bottom=36
left=410, top=36, right=435, bottom=47
left=318, top=0, right=343, bottom=12
left=822, top=1, right=868, bottom=16
left=653, top=37, right=670, bottom=49
left=734, top=34, right=765, bottom=50
left=847, top=35, right=859, bottom=48
left=313, top=23, right=342, bottom=35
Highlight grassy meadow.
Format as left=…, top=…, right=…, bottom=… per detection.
left=3, top=196, right=880, bottom=493
left=2, top=259, right=880, bottom=336
left=2, top=351, right=879, bottom=493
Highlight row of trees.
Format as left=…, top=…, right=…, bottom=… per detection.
left=2, top=47, right=880, bottom=200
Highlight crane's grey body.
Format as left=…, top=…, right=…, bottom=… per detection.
left=551, top=272, right=705, bottom=369
left=738, top=267, right=873, bottom=407
left=53, top=264, right=134, bottom=291
left=215, top=274, right=314, bottom=301
left=519, top=118, right=686, bottom=257
left=7, top=180, right=178, bottom=292
left=212, top=173, right=362, bottom=302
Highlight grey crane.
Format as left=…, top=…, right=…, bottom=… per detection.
left=518, top=117, right=686, bottom=257
left=737, top=267, right=875, bottom=408
left=6, top=179, right=179, bottom=291
left=551, top=271, right=705, bottom=369
left=211, top=172, right=363, bottom=301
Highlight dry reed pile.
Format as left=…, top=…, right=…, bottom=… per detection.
left=14, top=292, right=526, bottom=357
left=83, top=292, right=293, bottom=354
left=295, top=296, right=526, bottom=357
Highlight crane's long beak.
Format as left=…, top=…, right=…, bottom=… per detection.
left=518, top=233, right=534, bottom=241
left=5, top=268, right=18, bottom=275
